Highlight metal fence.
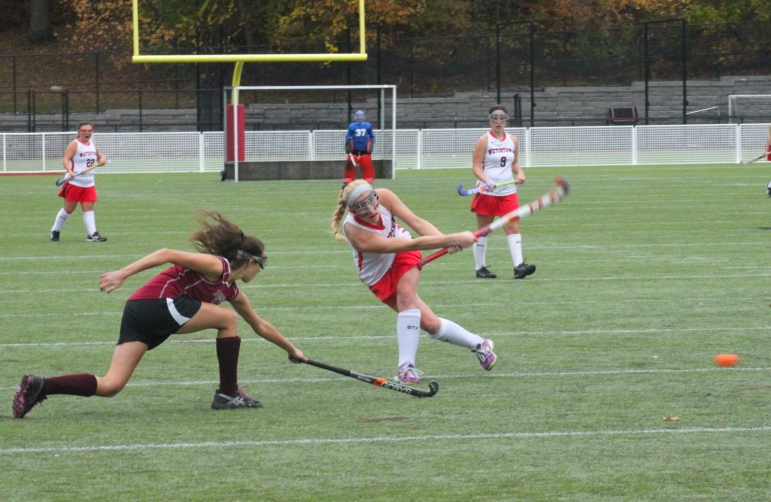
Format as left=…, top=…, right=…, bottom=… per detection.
left=3, top=123, right=768, bottom=174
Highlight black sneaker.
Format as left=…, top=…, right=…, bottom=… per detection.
left=475, top=266, right=497, bottom=279
left=514, top=262, right=536, bottom=279
left=12, top=374, right=47, bottom=419
left=211, top=386, right=263, bottom=410
left=766, top=182, right=771, bottom=197
left=50, top=230, right=60, bottom=242
left=86, top=232, right=107, bottom=242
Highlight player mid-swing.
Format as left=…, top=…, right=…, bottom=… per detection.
left=332, top=181, right=497, bottom=384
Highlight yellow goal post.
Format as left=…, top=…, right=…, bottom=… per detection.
left=131, top=0, right=368, bottom=64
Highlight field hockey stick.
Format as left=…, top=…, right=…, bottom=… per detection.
left=421, top=176, right=570, bottom=267
left=303, top=359, right=439, bottom=398
left=55, top=160, right=110, bottom=186
left=457, top=179, right=517, bottom=196
left=348, top=153, right=360, bottom=169
left=740, top=151, right=769, bottom=166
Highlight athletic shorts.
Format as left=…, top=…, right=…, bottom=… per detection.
left=58, top=184, right=98, bottom=202
left=369, top=250, right=423, bottom=307
left=118, top=298, right=201, bottom=350
left=470, top=192, right=519, bottom=217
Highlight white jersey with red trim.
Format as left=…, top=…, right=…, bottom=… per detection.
left=478, top=131, right=517, bottom=196
left=343, top=206, right=412, bottom=286
left=68, top=139, right=98, bottom=188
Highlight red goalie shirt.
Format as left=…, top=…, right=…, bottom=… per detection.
left=128, top=256, right=239, bottom=305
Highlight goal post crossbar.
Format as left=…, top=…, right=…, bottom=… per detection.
left=728, top=94, right=771, bottom=124
left=229, top=85, right=398, bottom=182
left=132, top=0, right=367, bottom=64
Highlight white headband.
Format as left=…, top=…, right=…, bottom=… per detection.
left=347, top=182, right=374, bottom=207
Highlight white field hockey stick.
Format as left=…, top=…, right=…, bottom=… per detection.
left=740, top=151, right=769, bottom=166
left=56, top=160, right=110, bottom=186
left=421, top=177, right=570, bottom=267
left=457, top=179, right=517, bottom=196
left=348, top=153, right=360, bottom=169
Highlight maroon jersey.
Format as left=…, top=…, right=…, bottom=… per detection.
left=128, top=256, right=239, bottom=304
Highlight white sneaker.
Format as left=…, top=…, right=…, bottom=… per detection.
left=396, top=363, right=423, bottom=384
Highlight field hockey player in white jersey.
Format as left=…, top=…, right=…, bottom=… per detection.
left=470, top=105, right=536, bottom=280
left=50, top=122, right=109, bottom=242
left=331, top=180, right=498, bottom=384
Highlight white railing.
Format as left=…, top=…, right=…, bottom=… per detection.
left=2, top=123, right=769, bottom=174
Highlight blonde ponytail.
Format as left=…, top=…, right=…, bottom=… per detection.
left=331, top=180, right=369, bottom=242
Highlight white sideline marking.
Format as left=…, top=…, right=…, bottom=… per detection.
left=0, top=367, right=768, bottom=392
left=1, top=326, right=768, bottom=348
left=1, top=269, right=770, bottom=295
left=2, top=426, right=770, bottom=455
left=0, top=240, right=769, bottom=262
left=2, top=325, right=769, bottom=348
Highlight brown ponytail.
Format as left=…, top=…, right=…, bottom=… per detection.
left=189, top=210, right=264, bottom=267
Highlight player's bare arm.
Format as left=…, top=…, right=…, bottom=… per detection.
left=62, top=141, right=78, bottom=176
left=471, top=135, right=493, bottom=187
left=510, top=137, right=525, bottom=184
left=346, top=223, right=475, bottom=254
left=379, top=189, right=442, bottom=237
left=229, top=292, right=306, bottom=362
left=100, top=249, right=224, bottom=292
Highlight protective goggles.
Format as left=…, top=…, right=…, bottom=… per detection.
left=349, top=190, right=380, bottom=216
left=236, top=250, right=267, bottom=269
left=489, top=113, right=508, bottom=121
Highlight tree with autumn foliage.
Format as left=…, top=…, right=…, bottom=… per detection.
left=15, top=0, right=771, bottom=53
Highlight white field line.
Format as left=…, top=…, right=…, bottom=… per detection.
left=1, top=326, right=769, bottom=348
left=0, top=240, right=769, bottom=264
left=0, top=294, right=768, bottom=318
left=0, top=366, right=768, bottom=393
left=1, top=269, right=770, bottom=296
left=2, top=425, right=770, bottom=455
left=0, top=260, right=769, bottom=276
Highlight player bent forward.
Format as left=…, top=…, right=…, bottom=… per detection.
left=13, top=211, right=306, bottom=418
left=331, top=180, right=498, bottom=384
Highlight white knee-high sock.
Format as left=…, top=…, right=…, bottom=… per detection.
left=52, top=209, right=71, bottom=231
left=397, top=309, right=421, bottom=368
left=429, top=318, right=484, bottom=349
left=83, top=211, right=97, bottom=235
left=474, top=236, right=489, bottom=270
left=507, top=233, right=523, bottom=267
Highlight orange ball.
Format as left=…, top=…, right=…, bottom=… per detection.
left=714, top=354, right=739, bottom=367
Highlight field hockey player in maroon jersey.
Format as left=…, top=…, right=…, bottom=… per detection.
left=13, top=211, right=306, bottom=418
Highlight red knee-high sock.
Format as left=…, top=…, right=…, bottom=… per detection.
left=43, top=374, right=98, bottom=398
left=216, top=336, right=241, bottom=396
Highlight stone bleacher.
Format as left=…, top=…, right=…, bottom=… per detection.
left=3, top=75, right=770, bottom=132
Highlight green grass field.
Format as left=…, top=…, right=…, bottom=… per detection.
left=1, top=165, right=769, bottom=501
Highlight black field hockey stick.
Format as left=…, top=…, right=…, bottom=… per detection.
left=303, top=359, right=439, bottom=398
left=457, top=179, right=516, bottom=196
